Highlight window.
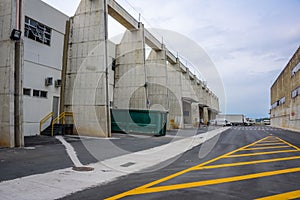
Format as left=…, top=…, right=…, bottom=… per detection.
left=271, top=102, right=277, bottom=109
left=33, top=90, right=40, bottom=97
left=23, top=88, right=31, bottom=96
left=24, top=16, right=52, bottom=46
left=279, top=97, right=286, bottom=105
left=291, top=63, right=300, bottom=76
left=271, top=96, right=286, bottom=109
left=40, top=91, right=48, bottom=98
left=32, top=89, right=48, bottom=98
left=292, top=86, right=300, bottom=99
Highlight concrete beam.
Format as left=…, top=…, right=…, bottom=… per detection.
left=144, top=29, right=162, bottom=51
left=189, top=72, right=195, bottom=80
left=166, top=49, right=177, bottom=64
left=179, top=62, right=187, bottom=73
left=107, top=0, right=139, bottom=30
left=108, top=0, right=179, bottom=67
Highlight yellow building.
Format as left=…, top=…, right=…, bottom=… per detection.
left=270, top=46, right=300, bottom=131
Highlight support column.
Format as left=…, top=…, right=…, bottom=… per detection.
left=145, top=48, right=168, bottom=111
left=64, top=0, right=111, bottom=137
left=0, top=0, right=24, bottom=147
left=114, top=24, right=146, bottom=109
left=167, top=60, right=183, bottom=129
left=203, top=107, right=209, bottom=125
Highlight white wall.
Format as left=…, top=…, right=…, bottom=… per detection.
left=23, top=0, right=68, bottom=136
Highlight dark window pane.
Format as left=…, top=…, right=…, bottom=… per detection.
left=23, top=88, right=31, bottom=96
left=33, top=90, right=40, bottom=97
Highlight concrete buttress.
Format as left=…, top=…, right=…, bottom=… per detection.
left=114, top=25, right=147, bottom=110
left=64, top=0, right=111, bottom=137
left=0, top=0, right=24, bottom=147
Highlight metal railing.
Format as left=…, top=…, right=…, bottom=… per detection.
left=39, top=112, right=53, bottom=134
left=51, top=112, right=74, bottom=136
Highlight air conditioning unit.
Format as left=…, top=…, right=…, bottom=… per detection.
left=55, top=79, right=62, bottom=87
left=45, top=77, right=53, bottom=86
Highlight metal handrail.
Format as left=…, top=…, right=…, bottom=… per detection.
left=39, top=112, right=53, bottom=134
left=51, top=112, right=74, bottom=136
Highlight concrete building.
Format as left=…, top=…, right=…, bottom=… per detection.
left=0, top=0, right=68, bottom=147
left=270, top=46, right=300, bottom=131
left=63, top=0, right=219, bottom=137
left=0, top=0, right=220, bottom=147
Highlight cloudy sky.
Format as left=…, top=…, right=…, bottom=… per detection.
left=43, top=0, right=300, bottom=118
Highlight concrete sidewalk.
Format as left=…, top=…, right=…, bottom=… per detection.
left=0, top=126, right=229, bottom=200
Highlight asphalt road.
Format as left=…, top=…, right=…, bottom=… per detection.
left=0, top=127, right=213, bottom=182
left=61, top=126, right=300, bottom=200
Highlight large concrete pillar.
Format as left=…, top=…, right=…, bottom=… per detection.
left=190, top=77, right=200, bottom=127
left=0, top=0, right=24, bottom=147
left=167, top=60, right=183, bottom=128
left=145, top=48, right=168, bottom=111
left=114, top=24, right=146, bottom=109
left=181, top=68, right=199, bottom=128
left=203, top=106, right=209, bottom=125
left=63, top=0, right=111, bottom=137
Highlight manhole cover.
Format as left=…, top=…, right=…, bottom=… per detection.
left=72, top=166, right=94, bottom=172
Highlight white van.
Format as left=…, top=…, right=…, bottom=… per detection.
left=210, top=118, right=232, bottom=126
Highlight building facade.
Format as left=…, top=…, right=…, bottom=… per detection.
left=270, top=46, right=300, bottom=131
left=0, top=0, right=68, bottom=147
left=23, top=0, right=68, bottom=136
left=0, top=0, right=219, bottom=147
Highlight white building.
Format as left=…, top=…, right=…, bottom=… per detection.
left=22, top=0, right=68, bottom=136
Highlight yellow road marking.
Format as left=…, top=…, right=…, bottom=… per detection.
left=252, top=143, right=285, bottom=146
left=276, top=137, right=300, bottom=151
left=195, top=156, right=300, bottom=170
left=243, top=146, right=291, bottom=151
left=105, top=137, right=269, bottom=200
left=260, top=140, right=281, bottom=143
left=122, top=167, right=300, bottom=196
left=105, top=136, right=300, bottom=200
left=226, top=150, right=300, bottom=158
left=255, top=189, right=300, bottom=200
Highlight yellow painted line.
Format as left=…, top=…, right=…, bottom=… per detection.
left=226, top=150, right=300, bottom=158
left=259, top=140, right=281, bottom=142
left=105, top=136, right=300, bottom=200
left=105, top=136, right=270, bottom=200
left=276, top=137, right=300, bottom=151
left=124, top=167, right=300, bottom=196
left=255, top=189, right=300, bottom=200
left=195, top=156, right=300, bottom=170
left=252, top=143, right=285, bottom=146
left=242, top=146, right=291, bottom=151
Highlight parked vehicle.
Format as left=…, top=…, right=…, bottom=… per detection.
left=210, top=118, right=232, bottom=126
left=216, top=114, right=247, bottom=126
left=247, top=118, right=256, bottom=126
left=263, top=119, right=270, bottom=125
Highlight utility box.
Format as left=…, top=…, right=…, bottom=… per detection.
left=111, top=109, right=168, bottom=136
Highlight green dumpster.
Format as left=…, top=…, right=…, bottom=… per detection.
left=111, top=109, right=168, bottom=136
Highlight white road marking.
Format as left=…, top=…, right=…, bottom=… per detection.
left=0, top=127, right=229, bottom=200
left=56, top=136, right=83, bottom=167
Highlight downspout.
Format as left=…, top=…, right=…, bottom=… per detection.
left=14, top=0, right=24, bottom=147
left=104, top=0, right=111, bottom=137
left=60, top=20, right=70, bottom=116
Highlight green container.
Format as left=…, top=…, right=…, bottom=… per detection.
left=111, top=109, right=168, bottom=136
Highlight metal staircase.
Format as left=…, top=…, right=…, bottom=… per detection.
left=40, top=112, right=74, bottom=136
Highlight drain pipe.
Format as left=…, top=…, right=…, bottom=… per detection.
left=14, top=0, right=24, bottom=147
left=104, top=0, right=111, bottom=137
